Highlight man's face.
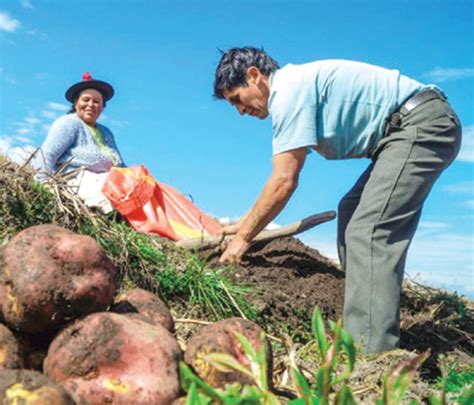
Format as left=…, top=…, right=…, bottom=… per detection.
left=223, top=67, right=270, bottom=120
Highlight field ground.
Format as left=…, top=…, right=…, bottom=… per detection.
left=1, top=158, right=473, bottom=403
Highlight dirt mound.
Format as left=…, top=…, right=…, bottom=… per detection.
left=241, top=237, right=343, bottom=326
left=205, top=237, right=344, bottom=336
left=205, top=236, right=473, bottom=380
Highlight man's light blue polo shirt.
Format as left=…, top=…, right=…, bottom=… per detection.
left=269, top=60, right=429, bottom=159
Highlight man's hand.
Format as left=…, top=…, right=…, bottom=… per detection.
left=218, top=147, right=307, bottom=265
left=219, top=234, right=250, bottom=264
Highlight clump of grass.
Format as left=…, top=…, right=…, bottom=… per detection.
left=157, top=255, right=258, bottom=320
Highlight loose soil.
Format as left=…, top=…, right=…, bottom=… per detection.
left=205, top=236, right=473, bottom=381
left=207, top=237, right=344, bottom=331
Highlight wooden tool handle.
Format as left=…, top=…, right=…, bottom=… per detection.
left=177, top=210, right=336, bottom=250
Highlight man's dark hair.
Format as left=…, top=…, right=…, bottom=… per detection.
left=213, top=46, right=279, bottom=99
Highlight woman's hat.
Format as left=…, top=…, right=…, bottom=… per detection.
left=65, top=72, right=114, bottom=103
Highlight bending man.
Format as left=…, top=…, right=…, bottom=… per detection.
left=214, top=47, right=461, bottom=353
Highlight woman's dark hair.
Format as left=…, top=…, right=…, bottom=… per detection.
left=213, top=46, right=279, bottom=99
left=67, top=89, right=107, bottom=114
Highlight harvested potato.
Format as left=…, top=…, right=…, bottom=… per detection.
left=0, top=224, right=118, bottom=333
left=184, top=317, right=273, bottom=388
left=0, top=324, right=23, bottom=369
left=110, top=288, right=174, bottom=332
left=0, top=369, right=75, bottom=404
left=44, top=312, right=182, bottom=405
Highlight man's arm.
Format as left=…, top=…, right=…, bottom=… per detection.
left=219, top=147, right=307, bottom=263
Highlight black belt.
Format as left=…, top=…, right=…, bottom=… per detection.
left=388, top=89, right=445, bottom=127
left=399, top=89, right=445, bottom=114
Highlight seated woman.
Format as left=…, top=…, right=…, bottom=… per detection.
left=37, top=72, right=125, bottom=177
left=36, top=72, right=125, bottom=212
left=36, top=73, right=221, bottom=237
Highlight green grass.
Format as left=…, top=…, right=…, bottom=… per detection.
left=157, top=255, right=258, bottom=320
left=436, top=365, right=474, bottom=401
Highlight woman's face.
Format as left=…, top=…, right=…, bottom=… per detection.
left=74, top=89, right=104, bottom=126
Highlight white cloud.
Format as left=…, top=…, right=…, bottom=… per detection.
left=407, top=271, right=474, bottom=297
left=41, top=110, right=58, bottom=119
left=265, top=222, right=281, bottom=231
left=443, top=180, right=474, bottom=195
left=423, top=67, right=474, bottom=83
left=26, top=29, right=47, bottom=40
left=15, top=136, right=32, bottom=143
left=301, top=228, right=473, bottom=298
left=406, top=232, right=474, bottom=298
left=419, top=221, right=449, bottom=229
left=9, top=112, right=51, bottom=139
left=104, top=118, right=128, bottom=128
left=218, top=217, right=235, bottom=226
left=457, top=124, right=474, bottom=163
left=17, top=128, right=30, bottom=135
left=41, top=124, right=51, bottom=133
left=0, top=12, right=20, bottom=32
left=47, top=102, right=69, bottom=111
left=24, top=117, right=41, bottom=125
left=311, top=240, right=339, bottom=262
left=299, top=233, right=339, bottom=262
left=464, top=200, right=474, bottom=209
left=5, top=75, right=17, bottom=85
left=0, top=136, right=36, bottom=165
left=20, top=0, right=34, bottom=9
left=218, top=216, right=280, bottom=231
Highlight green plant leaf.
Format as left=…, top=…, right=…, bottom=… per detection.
left=312, top=307, right=328, bottom=360
left=340, top=328, right=356, bottom=369
left=179, top=362, right=222, bottom=400
left=233, top=331, right=271, bottom=390
left=185, top=382, right=211, bottom=405
left=334, top=385, right=357, bottom=405
left=203, top=352, right=255, bottom=379
left=429, top=372, right=446, bottom=405
left=291, top=367, right=313, bottom=402
left=315, top=367, right=330, bottom=402
left=288, top=399, right=308, bottom=405
left=264, top=391, right=283, bottom=405
left=332, top=326, right=357, bottom=385
left=379, top=351, right=429, bottom=404
left=459, top=388, right=474, bottom=405
left=234, top=331, right=259, bottom=362
left=185, top=382, right=198, bottom=405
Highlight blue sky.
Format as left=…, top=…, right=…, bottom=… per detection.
left=1, top=0, right=473, bottom=297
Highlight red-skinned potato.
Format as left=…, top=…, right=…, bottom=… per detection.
left=44, top=312, right=182, bottom=404
left=184, top=318, right=273, bottom=388
left=0, top=369, right=75, bottom=404
left=0, top=324, right=23, bottom=369
left=110, top=288, right=175, bottom=332
left=0, top=224, right=118, bottom=333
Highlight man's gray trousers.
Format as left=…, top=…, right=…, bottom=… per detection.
left=337, top=96, right=462, bottom=353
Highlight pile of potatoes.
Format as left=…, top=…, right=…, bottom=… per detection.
left=0, top=224, right=272, bottom=404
